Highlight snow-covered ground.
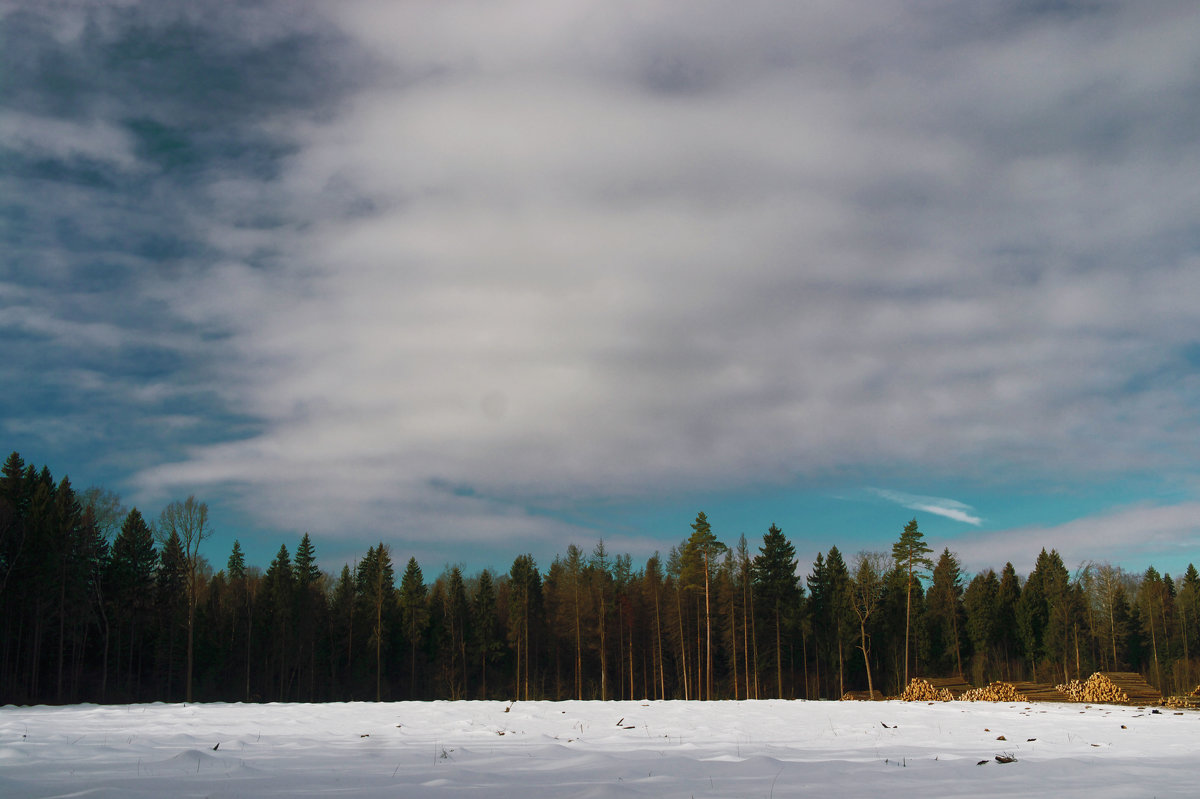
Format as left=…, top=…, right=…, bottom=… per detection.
left=1, top=699, right=1196, bottom=798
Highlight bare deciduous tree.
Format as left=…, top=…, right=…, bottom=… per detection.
left=850, top=551, right=890, bottom=699
left=157, top=496, right=211, bottom=703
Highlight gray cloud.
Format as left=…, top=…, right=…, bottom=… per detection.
left=138, top=2, right=1200, bottom=535
left=6, top=1, right=1200, bottom=562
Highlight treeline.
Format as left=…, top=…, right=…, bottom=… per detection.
left=2, top=451, right=1198, bottom=705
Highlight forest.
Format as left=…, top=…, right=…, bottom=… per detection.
left=2, top=450, right=1198, bottom=706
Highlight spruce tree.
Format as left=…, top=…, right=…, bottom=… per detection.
left=399, top=557, right=428, bottom=697
left=356, top=543, right=395, bottom=701
left=156, top=530, right=188, bottom=699
left=925, top=548, right=965, bottom=677
left=963, top=569, right=999, bottom=682
left=753, top=523, right=800, bottom=698
left=108, top=509, right=158, bottom=697
left=473, top=568, right=499, bottom=698
left=263, top=544, right=294, bottom=698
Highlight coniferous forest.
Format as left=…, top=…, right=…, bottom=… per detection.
left=2, top=451, right=1198, bottom=706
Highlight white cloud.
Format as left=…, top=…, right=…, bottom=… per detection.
left=952, top=503, right=1200, bottom=576
left=868, top=489, right=983, bottom=526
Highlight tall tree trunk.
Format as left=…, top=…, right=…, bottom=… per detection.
left=730, top=601, right=738, bottom=700
left=654, top=582, right=665, bottom=701
left=859, top=620, right=873, bottom=698
left=903, top=573, right=912, bottom=688
left=676, top=587, right=689, bottom=700
left=742, top=579, right=750, bottom=700
left=703, top=552, right=712, bottom=701
left=749, top=585, right=760, bottom=699
left=1148, top=608, right=1160, bottom=688
left=775, top=606, right=783, bottom=699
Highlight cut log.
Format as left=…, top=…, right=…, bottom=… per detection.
left=960, top=682, right=1029, bottom=703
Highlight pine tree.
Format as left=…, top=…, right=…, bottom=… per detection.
left=891, top=518, right=933, bottom=687
left=1178, top=564, right=1198, bottom=688
left=644, top=553, right=667, bottom=699
left=681, top=512, right=725, bottom=699
left=590, top=540, right=613, bottom=700
left=507, top=554, right=541, bottom=700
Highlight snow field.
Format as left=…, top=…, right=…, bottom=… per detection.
left=1, top=699, right=1197, bottom=798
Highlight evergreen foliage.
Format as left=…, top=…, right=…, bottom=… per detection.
left=2, top=449, right=1198, bottom=703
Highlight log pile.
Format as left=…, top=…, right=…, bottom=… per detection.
left=840, top=690, right=884, bottom=701
left=1053, top=672, right=1161, bottom=705
left=1008, top=681, right=1062, bottom=702
left=960, top=681, right=1030, bottom=703
left=899, top=678, right=953, bottom=702
left=1054, top=678, right=1090, bottom=702
left=1100, top=672, right=1162, bottom=705
left=1163, top=694, right=1200, bottom=710
left=926, top=677, right=974, bottom=698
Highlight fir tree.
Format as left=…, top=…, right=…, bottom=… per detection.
left=356, top=544, right=395, bottom=701
left=753, top=523, right=800, bottom=698
left=108, top=509, right=158, bottom=698
left=399, top=557, right=428, bottom=697
left=925, top=548, right=965, bottom=677
left=473, top=568, right=500, bottom=698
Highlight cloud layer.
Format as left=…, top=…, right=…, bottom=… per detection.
left=4, top=1, right=1200, bottom=566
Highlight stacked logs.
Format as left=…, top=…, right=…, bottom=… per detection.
left=1054, top=678, right=1091, bottom=702
left=1053, top=672, right=1161, bottom=705
left=899, top=678, right=954, bottom=702
left=960, top=681, right=1030, bottom=703
left=1100, top=672, right=1162, bottom=704
left=1008, top=681, right=1063, bottom=702
left=926, top=677, right=973, bottom=698
left=840, top=690, right=884, bottom=701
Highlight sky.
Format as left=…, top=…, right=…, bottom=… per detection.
left=3, top=0, right=1200, bottom=581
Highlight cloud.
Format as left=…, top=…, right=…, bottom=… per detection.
left=7, top=1, right=1200, bottom=563
left=868, top=489, right=983, bottom=526
left=951, top=502, right=1200, bottom=576
left=127, top=1, right=1200, bottom=541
